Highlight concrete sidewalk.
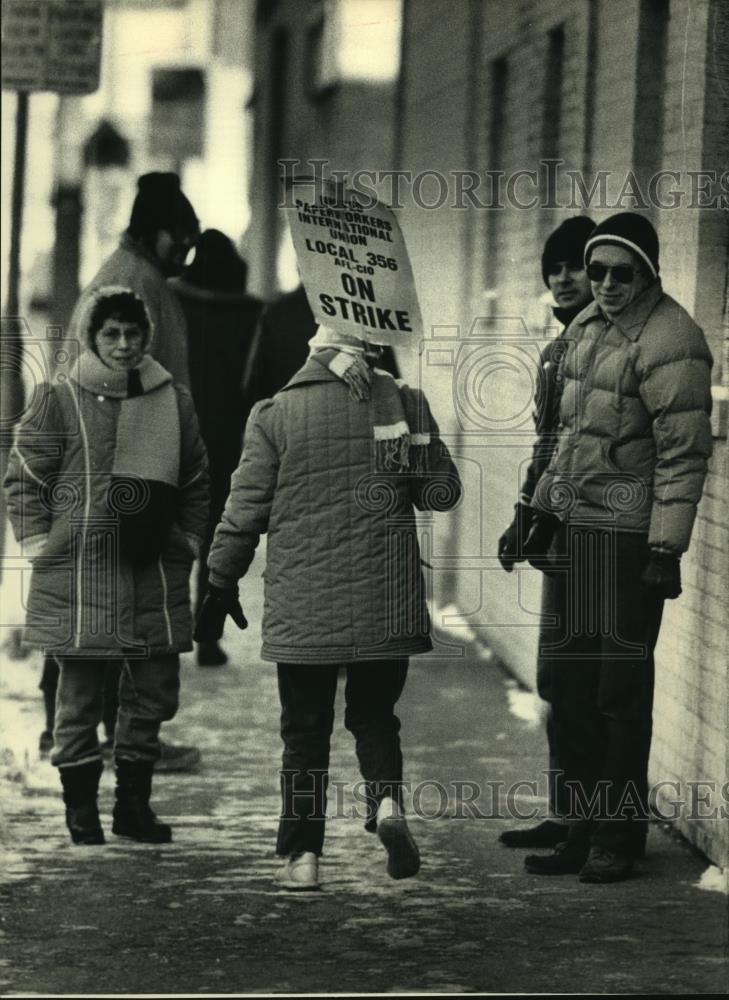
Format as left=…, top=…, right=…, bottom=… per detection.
left=1, top=548, right=727, bottom=995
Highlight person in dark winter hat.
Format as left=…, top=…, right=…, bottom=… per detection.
left=497, top=216, right=594, bottom=852
left=522, top=211, right=713, bottom=883
left=4, top=287, right=209, bottom=847
left=68, top=172, right=200, bottom=388
left=128, top=172, right=199, bottom=275
left=170, top=230, right=263, bottom=667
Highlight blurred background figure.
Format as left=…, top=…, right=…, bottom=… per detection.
left=170, top=229, right=263, bottom=666
left=69, top=171, right=200, bottom=387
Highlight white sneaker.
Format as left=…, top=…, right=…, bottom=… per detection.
left=276, top=851, right=320, bottom=891
left=376, top=797, right=420, bottom=880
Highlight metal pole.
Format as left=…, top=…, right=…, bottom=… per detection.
left=5, top=90, right=29, bottom=316
left=1, top=90, right=30, bottom=583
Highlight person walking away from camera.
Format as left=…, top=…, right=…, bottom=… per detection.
left=497, top=216, right=595, bottom=850
left=170, top=229, right=263, bottom=667
left=195, top=325, right=462, bottom=890
left=37, top=172, right=203, bottom=771
left=5, top=288, right=208, bottom=846
left=522, top=213, right=712, bottom=883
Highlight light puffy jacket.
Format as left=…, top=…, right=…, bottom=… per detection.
left=533, top=280, right=713, bottom=552
left=208, top=360, right=462, bottom=663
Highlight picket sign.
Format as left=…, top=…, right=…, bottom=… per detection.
left=284, top=178, right=422, bottom=348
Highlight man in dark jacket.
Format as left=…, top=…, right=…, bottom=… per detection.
left=524, top=213, right=713, bottom=883
left=171, top=230, right=263, bottom=666
left=497, top=216, right=595, bottom=850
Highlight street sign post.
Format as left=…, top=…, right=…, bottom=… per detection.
left=1, top=0, right=104, bottom=578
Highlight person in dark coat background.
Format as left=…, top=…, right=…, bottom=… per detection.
left=497, top=216, right=595, bottom=850
left=170, top=229, right=263, bottom=666
left=242, top=282, right=400, bottom=408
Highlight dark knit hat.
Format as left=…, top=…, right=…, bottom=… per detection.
left=584, top=212, right=659, bottom=277
left=541, top=216, right=595, bottom=285
left=181, top=229, right=248, bottom=293
left=127, top=172, right=199, bottom=241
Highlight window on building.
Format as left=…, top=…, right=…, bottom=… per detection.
left=305, top=0, right=403, bottom=98
left=634, top=0, right=669, bottom=210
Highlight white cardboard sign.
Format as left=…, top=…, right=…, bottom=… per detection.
left=285, top=179, right=422, bottom=347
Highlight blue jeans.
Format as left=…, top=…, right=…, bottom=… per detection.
left=51, top=655, right=180, bottom=768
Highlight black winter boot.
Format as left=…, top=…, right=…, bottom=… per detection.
left=112, top=759, right=172, bottom=843
left=59, top=760, right=105, bottom=845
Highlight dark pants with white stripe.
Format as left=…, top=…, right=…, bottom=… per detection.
left=541, top=524, right=664, bottom=851
left=50, top=655, right=180, bottom=769
left=276, top=659, right=409, bottom=857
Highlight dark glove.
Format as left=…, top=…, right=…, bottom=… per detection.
left=641, top=549, right=682, bottom=600
left=497, top=502, right=534, bottom=572
left=194, top=585, right=248, bottom=642
left=523, top=512, right=560, bottom=574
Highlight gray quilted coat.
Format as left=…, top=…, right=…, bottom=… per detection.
left=4, top=356, right=208, bottom=657
left=208, top=360, right=462, bottom=663
left=533, top=280, right=713, bottom=551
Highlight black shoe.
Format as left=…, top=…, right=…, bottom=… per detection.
left=112, top=760, right=172, bottom=843
left=39, top=729, right=54, bottom=756
left=579, top=845, right=634, bottom=883
left=524, top=840, right=589, bottom=875
left=66, top=803, right=105, bottom=845
left=499, top=819, right=568, bottom=849
left=59, top=760, right=105, bottom=845
left=197, top=641, right=228, bottom=667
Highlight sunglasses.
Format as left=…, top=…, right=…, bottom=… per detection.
left=586, top=262, right=638, bottom=284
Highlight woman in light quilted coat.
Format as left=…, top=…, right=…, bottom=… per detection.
left=4, top=288, right=208, bottom=847
left=523, top=213, right=713, bottom=883
left=196, top=325, right=462, bottom=890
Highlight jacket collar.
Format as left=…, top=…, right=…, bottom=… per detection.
left=278, top=356, right=342, bottom=392
left=577, top=279, right=664, bottom=341
left=119, top=232, right=163, bottom=274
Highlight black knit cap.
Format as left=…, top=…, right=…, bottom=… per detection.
left=541, top=216, right=596, bottom=286
left=584, top=212, right=659, bottom=277
left=127, top=172, right=199, bottom=241
left=181, top=229, right=248, bottom=293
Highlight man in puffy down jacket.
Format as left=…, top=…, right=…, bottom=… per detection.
left=524, top=213, right=713, bottom=883
left=196, top=324, right=462, bottom=890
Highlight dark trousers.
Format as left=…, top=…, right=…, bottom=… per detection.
left=276, top=659, right=409, bottom=857
left=540, top=525, right=664, bottom=851
left=536, top=573, right=570, bottom=818
left=40, top=656, right=120, bottom=739
left=50, top=655, right=180, bottom=768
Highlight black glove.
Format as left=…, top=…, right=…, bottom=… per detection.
left=497, top=502, right=534, bottom=572
left=194, top=585, right=248, bottom=642
left=522, top=512, right=560, bottom=574
left=641, top=549, right=682, bottom=600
